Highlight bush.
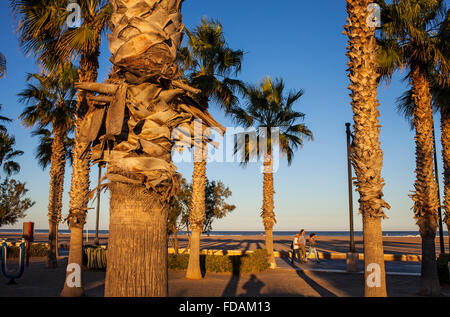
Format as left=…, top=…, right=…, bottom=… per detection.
left=168, top=253, right=189, bottom=270
left=205, top=254, right=233, bottom=273
left=437, top=253, right=450, bottom=284
left=167, top=249, right=270, bottom=274
left=0, top=243, right=47, bottom=259
left=240, top=249, right=270, bottom=273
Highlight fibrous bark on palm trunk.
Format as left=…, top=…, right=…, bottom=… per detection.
left=47, top=127, right=66, bottom=268
left=186, top=155, right=206, bottom=279
left=441, top=107, right=450, bottom=251
left=262, top=156, right=276, bottom=269
left=410, top=68, right=440, bottom=296
left=61, top=50, right=99, bottom=296
left=75, top=0, right=222, bottom=296
left=106, top=173, right=169, bottom=296
left=344, top=0, right=390, bottom=297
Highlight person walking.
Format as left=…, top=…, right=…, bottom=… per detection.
left=307, top=233, right=320, bottom=263
left=291, top=233, right=301, bottom=264
left=299, top=229, right=307, bottom=263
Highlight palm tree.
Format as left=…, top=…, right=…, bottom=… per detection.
left=58, top=0, right=111, bottom=297
left=74, top=0, right=222, bottom=296
left=18, top=63, right=78, bottom=268
left=178, top=18, right=244, bottom=279
left=231, top=77, right=312, bottom=268
left=343, top=0, right=391, bottom=297
left=398, top=81, right=450, bottom=252
left=10, top=0, right=112, bottom=296
left=0, top=107, right=23, bottom=176
left=377, top=0, right=449, bottom=296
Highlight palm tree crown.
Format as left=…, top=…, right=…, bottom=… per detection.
left=10, top=0, right=112, bottom=72
left=178, top=18, right=245, bottom=110
left=377, top=0, right=449, bottom=85
left=18, top=63, right=78, bottom=132
left=232, top=77, right=313, bottom=165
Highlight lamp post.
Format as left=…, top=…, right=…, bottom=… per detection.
left=432, top=127, right=445, bottom=254
left=94, top=164, right=102, bottom=246
left=346, top=123, right=356, bottom=253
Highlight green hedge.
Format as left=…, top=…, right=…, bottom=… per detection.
left=0, top=243, right=47, bottom=259
left=437, top=253, right=450, bottom=284
left=168, top=249, right=270, bottom=274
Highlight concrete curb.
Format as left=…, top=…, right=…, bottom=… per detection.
left=168, top=248, right=422, bottom=262
left=276, top=267, right=421, bottom=277
left=5, top=242, right=421, bottom=263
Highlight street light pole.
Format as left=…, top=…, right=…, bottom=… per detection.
left=346, top=123, right=356, bottom=253
left=94, top=164, right=102, bottom=246
left=432, top=127, right=445, bottom=254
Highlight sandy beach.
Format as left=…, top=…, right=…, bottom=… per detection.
left=1, top=232, right=448, bottom=256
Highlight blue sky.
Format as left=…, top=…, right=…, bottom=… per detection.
left=0, top=1, right=446, bottom=232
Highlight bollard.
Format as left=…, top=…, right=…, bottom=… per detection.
left=346, top=252, right=359, bottom=272
left=22, top=222, right=34, bottom=267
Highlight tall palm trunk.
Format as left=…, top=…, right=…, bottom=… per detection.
left=262, top=156, right=276, bottom=268
left=410, top=67, right=440, bottom=296
left=441, top=107, right=450, bottom=251
left=105, top=169, right=169, bottom=296
left=61, top=50, right=99, bottom=297
left=101, top=0, right=185, bottom=296
left=47, top=126, right=66, bottom=268
left=344, top=0, right=390, bottom=297
left=186, top=156, right=206, bottom=279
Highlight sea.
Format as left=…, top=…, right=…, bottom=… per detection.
left=0, top=229, right=448, bottom=237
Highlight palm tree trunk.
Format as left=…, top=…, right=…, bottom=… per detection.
left=60, top=225, right=84, bottom=297
left=362, top=215, right=387, bottom=296
left=410, top=68, right=441, bottom=296
left=186, top=157, right=206, bottom=280
left=61, top=48, right=99, bottom=295
left=262, top=157, right=276, bottom=268
left=105, top=176, right=168, bottom=296
left=173, top=228, right=179, bottom=255
left=89, top=0, right=186, bottom=295
left=47, top=127, right=66, bottom=268
left=344, top=0, right=390, bottom=297
left=441, top=107, right=450, bottom=251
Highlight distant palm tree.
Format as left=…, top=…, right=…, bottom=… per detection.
left=231, top=77, right=312, bottom=268
left=10, top=0, right=112, bottom=296
left=397, top=81, right=450, bottom=253
left=31, top=128, right=74, bottom=170
left=18, top=63, right=78, bottom=268
left=0, top=107, right=23, bottom=176
left=178, top=18, right=244, bottom=279
left=377, top=0, right=449, bottom=296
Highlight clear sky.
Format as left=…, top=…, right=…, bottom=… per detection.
left=0, top=1, right=446, bottom=232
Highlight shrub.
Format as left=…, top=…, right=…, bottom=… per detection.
left=0, top=243, right=47, bottom=259
left=205, top=254, right=233, bottom=273
left=437, top=253, right=450, bottom=284
left=167, top=249, right=270, bottom=274
left=240, top=249, right=270, bottom=273
left=168, top=253, right=189, bottom=270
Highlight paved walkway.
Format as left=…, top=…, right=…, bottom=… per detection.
left=0, top=257, right=447, bottom=297
left=276, top=257, right=422, bottom=276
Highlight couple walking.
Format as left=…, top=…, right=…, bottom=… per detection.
left=291, top=230, right=319, bottom=264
